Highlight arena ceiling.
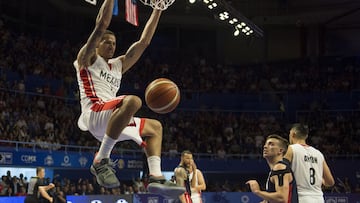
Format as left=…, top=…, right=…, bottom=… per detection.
left=228, top=0, right=360, bottom=27
left=56, top=0, right=360, bottom=27
left=1, top=0, right=360, bottom=31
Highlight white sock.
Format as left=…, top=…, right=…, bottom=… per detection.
left=147, top=156, right=162, bottom=177
left=95, top=135, right=117, bottom=162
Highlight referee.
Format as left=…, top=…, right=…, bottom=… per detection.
left=24, top=167, right=55, bottom=203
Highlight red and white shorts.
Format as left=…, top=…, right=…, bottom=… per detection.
left=77, top=96, right=145, bottom=146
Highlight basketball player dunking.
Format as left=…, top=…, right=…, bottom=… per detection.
left=174, top=150, right=206, bottom=203
left=73, top=0, right=184, bottom=196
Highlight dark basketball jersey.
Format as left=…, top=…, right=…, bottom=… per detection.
left=176, top=165, right=193, bottom=203
left=25, top=177, right=49, bottom=203
left=266, top=159, right=299, bottom=203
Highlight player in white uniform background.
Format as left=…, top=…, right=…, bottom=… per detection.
left=174, top=150, right=206, bottom=203
left=284, top=123, right=335, bottom=203
left=73, top=0, right=184, bottom=197
left=190, top=168, right=206, bottom=203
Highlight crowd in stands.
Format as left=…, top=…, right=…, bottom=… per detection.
left=1, top=15, right=360, bottom=156
left=2, top=16, right=360, bottom=98
left=1, top=89, right=360, bottom=156
left=1, top=14, right=360, bottom=198
left=0, top=14, right=360, bottom=158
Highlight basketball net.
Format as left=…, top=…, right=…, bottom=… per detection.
left=139, top=0, right=175, bottom=10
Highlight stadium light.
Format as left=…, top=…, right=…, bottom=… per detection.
left=208, top=2, right=217, bottom=9
left=234, top=29, right=240, bottom=36
left=200, top=0, right=263, bottom=37
left=219, top=11, right=229, bottom=20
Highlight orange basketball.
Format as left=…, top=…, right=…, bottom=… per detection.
left=145, top=78, right=180, bottom=114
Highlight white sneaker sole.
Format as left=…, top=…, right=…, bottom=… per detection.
left=147, top=182, right=185, bottom=197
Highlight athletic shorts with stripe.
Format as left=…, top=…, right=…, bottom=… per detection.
left=77, top=95, right=145, bottom=146
left=184, top=192, right=192, bottom=203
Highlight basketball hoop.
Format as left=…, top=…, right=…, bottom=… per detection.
left=139, top=0, right=175, bottom=10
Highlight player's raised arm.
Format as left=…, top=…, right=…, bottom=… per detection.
left=77, top=0, right=114, bottom=68
left=174, top=167, right=187, bottom=187
left=119, top=9, right=162, bottom=73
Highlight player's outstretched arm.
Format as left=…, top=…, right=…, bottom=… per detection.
left=120, top=9, right=162, bottom=73
left=77, top=0, right=114, bottom=68
left=38, top=183, right=55, bottom=203
left=247, top=164, right=292, bottom=203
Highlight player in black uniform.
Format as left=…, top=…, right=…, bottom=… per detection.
left=247, top=135, right=298, bottom=203
left=24, top=167, right=55, bottom=203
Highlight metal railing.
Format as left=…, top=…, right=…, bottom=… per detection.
left=1, top=140, right=359, bottom=160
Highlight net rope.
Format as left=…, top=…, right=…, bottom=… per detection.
left=139, top=0, right=175, bottom=10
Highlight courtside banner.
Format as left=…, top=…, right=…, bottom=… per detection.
left=133, top=193, right=176, bottom=203
left=202, top=192, right=262, bottom=203
left=0, top=151, right=13, bottom=164
left=0, top=148, right=142, bottom=169
left=1, top=193, right=360, bottom=203
left=67, top=194, right=133, bottom=203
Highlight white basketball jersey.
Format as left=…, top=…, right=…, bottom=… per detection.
left=190, top=169, right=202, bottom=202
left=290, top=144, right=324, bottom=199
left=74, top=56, right=123, bottom=112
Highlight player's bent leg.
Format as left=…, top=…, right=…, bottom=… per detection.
left=87, top=110, right=120, bottom=188
left=141, top=119, right=185, bottom=197
left=106, top=95, right=142, bottom=139
left=90, top=96, right=142, bottom=188
left=141, top=118, right=163, bottom=157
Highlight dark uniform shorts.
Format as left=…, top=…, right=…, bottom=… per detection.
left=24, top=196, right=51, bottom=203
